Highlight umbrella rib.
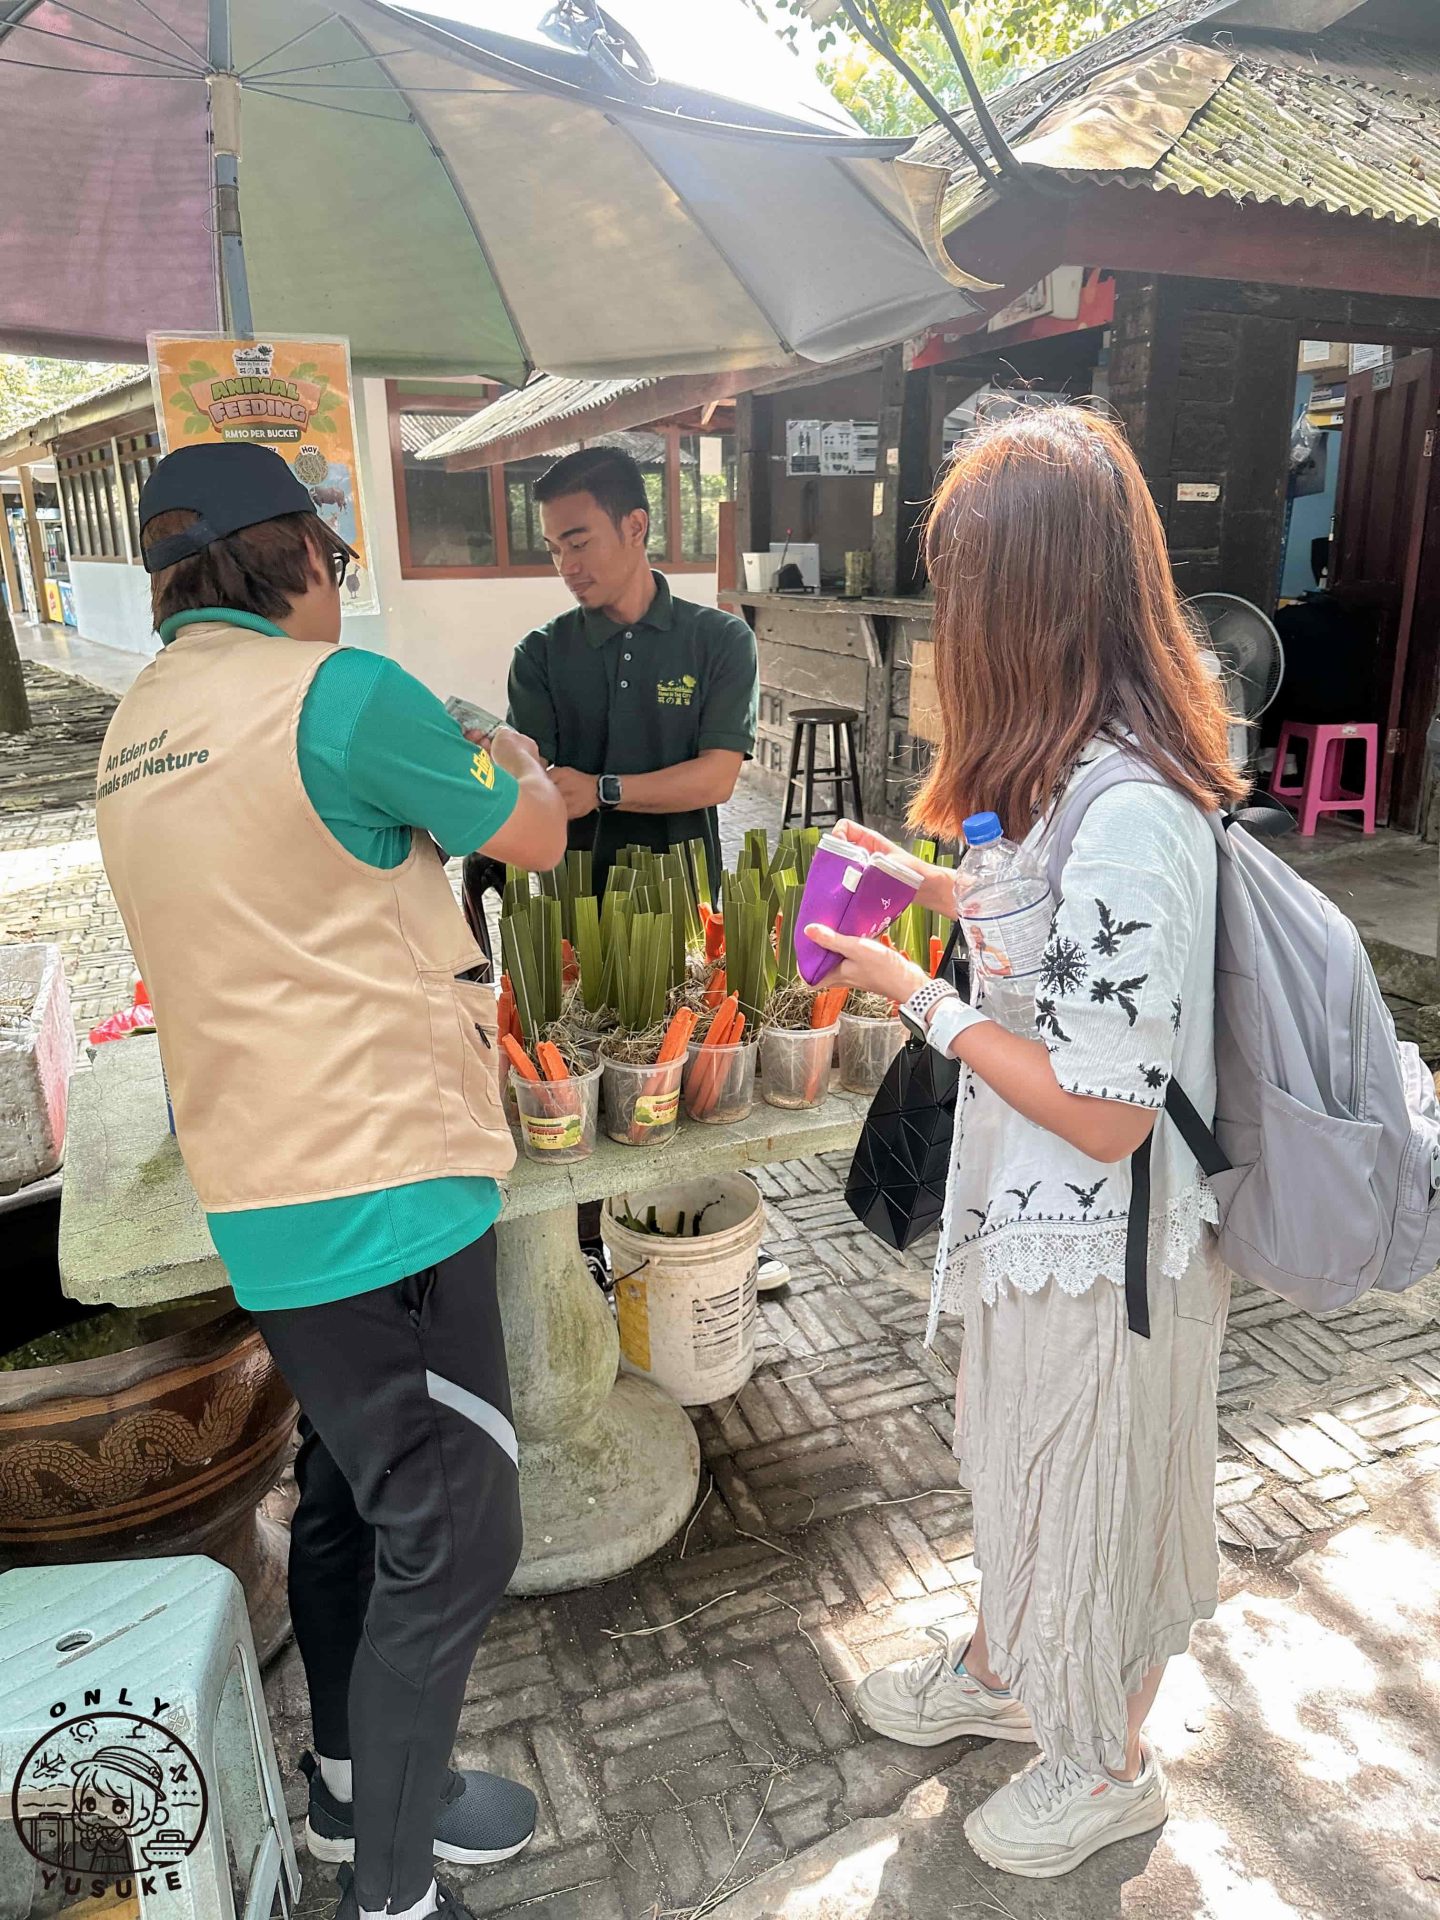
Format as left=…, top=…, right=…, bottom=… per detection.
left=246, top=82, right=418, bottom=125
left=2, top=10, right=201, bottom=74
left=339, top=17, right=539, bottom=380
left=0, top=51, right=196, bottom=78
left=239, top=13, right=341, bottom=79
left=243, top=43, right=431, bottom=82
left=237, top=79, right=512, bottom=93
left=126, top=0, right=206, bottom=65
left=609, top=114, right=796, bottom=360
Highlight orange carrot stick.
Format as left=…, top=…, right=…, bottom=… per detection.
left=537, top=1042, right=571, bottom=1083
left=501, top=1035, right=540, bottom=1081
left=930, top=935, right=943, bottom=977
left=704, top=911, right=726, bottom=961
left=561, top=939, right=580, bottom=987
left=704, top=967, right=727, bottom=1009
left=656, top=1006, right=698, bottom=1065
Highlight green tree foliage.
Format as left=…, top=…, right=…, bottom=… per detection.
left=0, top=356, right=135, bottom=441
left=753, top=1, right=1151, bottom=134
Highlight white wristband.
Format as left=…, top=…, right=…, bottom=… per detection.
left=925, top=995, right=989, bottom=1059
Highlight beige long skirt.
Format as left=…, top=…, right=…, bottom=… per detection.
left=954, top=1235, right=1231, bottom=1774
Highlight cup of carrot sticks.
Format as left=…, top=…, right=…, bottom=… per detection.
left=759, top=984, right=848, bottom=1111
left=683, top=990, right=756, bottom=1125
left=599, top=1006, right=696, bottom=1148
left=501, top=1035, right=602, bottom=1163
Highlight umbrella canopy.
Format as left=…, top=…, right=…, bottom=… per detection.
left=0, top=0, right=982, bottom=381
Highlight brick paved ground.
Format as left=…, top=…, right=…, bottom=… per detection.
left=10, top=663, right=1440, bottom=1914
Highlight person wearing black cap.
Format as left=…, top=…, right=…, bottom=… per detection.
left=94, top=442, right=568, bottom=1920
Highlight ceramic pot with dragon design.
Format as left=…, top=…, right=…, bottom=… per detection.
left=0, top=1297, right=297, bottom=1662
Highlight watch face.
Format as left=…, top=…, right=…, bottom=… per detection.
left=598, top=775, right=622, bottom=808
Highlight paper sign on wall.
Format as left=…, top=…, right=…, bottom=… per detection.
left=786, top=419, right=878, bottom=477
left=1177, top=482, right=1221, bottom=503
left=148, top=333, right=377, bottom=615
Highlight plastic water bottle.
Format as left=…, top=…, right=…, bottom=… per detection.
left=958, top=813, right=1054, bottom=1034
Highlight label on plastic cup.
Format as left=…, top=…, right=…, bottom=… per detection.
left=522, top=1112, right=584, bottom=1151
left=634, top=1090, right=681, bottom=1130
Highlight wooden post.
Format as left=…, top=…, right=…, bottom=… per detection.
left=897, top=365, right=943, bottom=595
left=0, top=490, right=24, bottom=621
left=868, top=346, right=906, bottom=597
left=17, top=465, right=49, bottom=625
left=733, top=388, right=773, bottom=576
left=0, top=586, right=31, bottom=734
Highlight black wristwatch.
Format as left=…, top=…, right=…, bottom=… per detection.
left=596, top=773, right=623, bottom=811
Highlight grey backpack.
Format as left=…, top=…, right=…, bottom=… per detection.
left=1047, top=752, right=1440, bottom=1335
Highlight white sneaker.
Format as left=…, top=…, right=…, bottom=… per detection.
left=964, top=1745, right=1169, bottom=1878
left=853, top=1625, right=1034, bottom=1747
left=756, top=1249, right=791, bottom=1292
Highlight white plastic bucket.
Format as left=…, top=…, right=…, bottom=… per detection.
left=602, top=1174, right=764, bottom=1405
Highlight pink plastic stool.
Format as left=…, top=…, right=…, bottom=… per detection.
left=1269, top=721, right=1378, bottom=835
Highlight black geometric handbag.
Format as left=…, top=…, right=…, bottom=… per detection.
left=845, top=923, right=967, bottom=1251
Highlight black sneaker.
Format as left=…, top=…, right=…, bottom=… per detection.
left=301, top=1752, right=354, bottom=1865
left=301, top=1754, right=536, bottom=1868
left=434, top=1767, right=538, bottom=1865
left=333, top=1866, right=481, bottom=1918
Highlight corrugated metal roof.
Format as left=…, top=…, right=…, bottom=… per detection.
left=398, top=411, right=471, bottom=456
left=917, top=6, right=1440, bottom=235
left=419, top=375, right=657, bottom=462
left=1152, top=49, right=1440, bottom=226
left=0, top=365, right=149, bottom=455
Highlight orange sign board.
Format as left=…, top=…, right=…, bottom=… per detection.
left=147, top=334, right=376, bottom=614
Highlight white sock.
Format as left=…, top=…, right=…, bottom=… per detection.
left=318, top=1754, right=352, bottom=1802
left=367, top=1882, right=439, bottom=1920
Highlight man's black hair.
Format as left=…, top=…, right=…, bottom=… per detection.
left=534, top=445, right=648, bottom=528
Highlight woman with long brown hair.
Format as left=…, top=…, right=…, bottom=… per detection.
left=806, top=404, right=1243, bottom=1879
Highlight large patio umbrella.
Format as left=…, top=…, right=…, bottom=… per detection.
left=0, top=0, right=984, bottom=381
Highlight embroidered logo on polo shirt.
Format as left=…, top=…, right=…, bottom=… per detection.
left=469, top=748, right=496, bottom=790
left=656, top=674, right=697, bottom=707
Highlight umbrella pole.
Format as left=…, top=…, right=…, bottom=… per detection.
left=207, top=0, right=253, bottom=337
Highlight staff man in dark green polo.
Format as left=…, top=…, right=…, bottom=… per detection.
left=506, top=444, right=758, bottom=898
left=507, top=445, right=789, bottom=1290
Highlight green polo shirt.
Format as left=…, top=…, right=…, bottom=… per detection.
left=507, top=571, right=757, bottom=894
left=153, top=610, right=518, bottom=1313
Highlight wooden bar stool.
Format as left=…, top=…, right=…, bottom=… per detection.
left=781, top=707, right=864, bottom=828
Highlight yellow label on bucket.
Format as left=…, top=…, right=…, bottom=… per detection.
left=615, top=1274, right=652, bottom=1370
left=522, top=1112, right=584, bottom=1151
left=633, top=1090, right=680, bottom=1130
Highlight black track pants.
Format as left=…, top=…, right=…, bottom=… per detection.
left=254, top=1230, right=521, bottom=1911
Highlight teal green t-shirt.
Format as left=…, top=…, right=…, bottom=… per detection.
left=168, top=618, right=519, bottom=1313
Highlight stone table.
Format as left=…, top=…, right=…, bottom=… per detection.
left=60, top=1034, right=870, bottom=1593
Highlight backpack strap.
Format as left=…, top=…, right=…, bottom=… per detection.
left=1045, top=749, right=1235, bottom=1336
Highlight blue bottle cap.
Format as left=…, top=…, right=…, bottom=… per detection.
left=963, top=811, right=1003, bottom=847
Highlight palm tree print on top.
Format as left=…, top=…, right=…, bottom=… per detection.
left=1090, top=975, right=1148, bottom=1026
left=1093, top=900, right=1151, bottom=957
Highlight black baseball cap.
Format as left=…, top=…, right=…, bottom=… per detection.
left=138, top=442, right=316, bottom=574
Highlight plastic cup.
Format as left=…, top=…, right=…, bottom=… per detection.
left=838, top=1011, right=905, bottom=1095
left=760, top=1022, right=839, bottom=1111
left=511, top=1062, right=601, bottom=1163
left=682, top=1038, right=757, bottom=1125
left=602, top=1054, right=685, bottom=1147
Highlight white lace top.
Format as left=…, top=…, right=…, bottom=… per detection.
left=930, top=743, right=1219, bottom=1336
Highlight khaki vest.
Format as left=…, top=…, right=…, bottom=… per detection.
left=96, top=622, right=515, bottom=1211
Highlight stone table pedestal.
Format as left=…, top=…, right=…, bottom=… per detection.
left=59, top=1035, right=868, bottom=1593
